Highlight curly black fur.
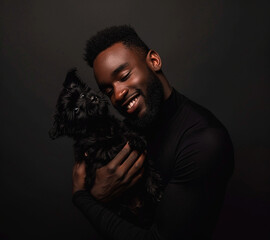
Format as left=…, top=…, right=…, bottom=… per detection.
left=49, top=68, right=162, bottom=227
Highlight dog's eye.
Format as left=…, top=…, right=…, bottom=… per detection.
left=74, top=107, right=79, bottom=114
left=80, top=94, right=85, bottom=98
left=90, top=95, right=98, bottom=102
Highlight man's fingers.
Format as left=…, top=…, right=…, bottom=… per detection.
left=106, top=142, right=131, bottom=171
left=73, top=161, right=86, bottom=176
left=119, top=150, right=139, bottom=172
left=126, top=167, right=144, bottom=189
left=106, top=168, right=144, bottom=201
left=72, top=161, right=87, bottom=194
left=123, top=152, right=145, bottom=179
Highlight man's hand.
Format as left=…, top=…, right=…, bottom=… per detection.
left=72, top=143, right=146, bottom=202
left=72, top=161, right=87, bottom=194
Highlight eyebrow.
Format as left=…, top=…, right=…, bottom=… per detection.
left=111, top=63, right=129, bottom=76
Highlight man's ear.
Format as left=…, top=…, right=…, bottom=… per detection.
left=63, top=68, right=81, bottom=89
left=146, top=50, right=162, bottom=72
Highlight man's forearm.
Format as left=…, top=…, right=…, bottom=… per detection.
left=72, top=190, right=155, bottom=240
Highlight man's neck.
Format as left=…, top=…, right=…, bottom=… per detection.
left=157, top=73, right=172, bottom=100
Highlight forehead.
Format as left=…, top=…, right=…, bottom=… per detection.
left=93, top=42, right=143, bottom=84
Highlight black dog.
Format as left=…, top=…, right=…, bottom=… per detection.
left=49, top=69, right=162, bottom=227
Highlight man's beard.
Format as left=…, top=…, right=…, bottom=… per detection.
left=125, top=70, right=164, bottom=130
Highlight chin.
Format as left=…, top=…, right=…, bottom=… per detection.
left=124, top=108, right=156, bottom=131
left=137, top=107, right=147, bottom=118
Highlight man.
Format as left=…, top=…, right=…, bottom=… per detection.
left=72, top=25, right=234, bottom=239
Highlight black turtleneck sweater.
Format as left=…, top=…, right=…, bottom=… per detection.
left=72, top=88, right=234, bottom=240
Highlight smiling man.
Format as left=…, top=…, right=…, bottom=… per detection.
left=72, top=25, right=234, bottom=239
left=93, top=41, right=168, bottom=129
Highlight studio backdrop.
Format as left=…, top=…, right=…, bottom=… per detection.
left=1, top=0, right=269, bottom=239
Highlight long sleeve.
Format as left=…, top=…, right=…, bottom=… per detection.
left=73, top=191, right=155, bottom=240
left=72, top=126, right=234, bottom=240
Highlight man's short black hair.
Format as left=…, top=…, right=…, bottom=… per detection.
left=84, top=25, right=150, bottom=67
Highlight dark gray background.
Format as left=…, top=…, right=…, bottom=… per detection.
left=1, top=0, right=269, bottom=239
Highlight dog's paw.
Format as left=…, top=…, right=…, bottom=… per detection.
left=126, top=133, right=147, bottom=154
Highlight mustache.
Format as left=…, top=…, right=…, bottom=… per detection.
left=123, top=89, right=142, bottom=104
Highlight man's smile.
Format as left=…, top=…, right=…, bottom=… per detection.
left=127, top=97, right=138, bottom=110
left=121, top=91, right=141, bottom=114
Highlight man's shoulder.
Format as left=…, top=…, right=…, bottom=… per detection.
left=173, top=90, right=227, bottom=134
left=172, top=90, right=234, bottom=160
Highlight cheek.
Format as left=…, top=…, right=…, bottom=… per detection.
left=130, top=69, right=149, bottom=93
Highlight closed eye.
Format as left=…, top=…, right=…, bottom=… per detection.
left=120, top=72, right=131, bottom=81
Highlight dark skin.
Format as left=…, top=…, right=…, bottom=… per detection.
left=72, top=42, right=172, bottom=202
left=72, top=143, right=146, bottom=202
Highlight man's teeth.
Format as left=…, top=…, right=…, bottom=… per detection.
left=127, top=97, right=138, bottom=109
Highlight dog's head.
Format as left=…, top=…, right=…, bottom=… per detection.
left=49, top=68, right=108, bottom=139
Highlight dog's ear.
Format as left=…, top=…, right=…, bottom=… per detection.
left=48, top=115, right=65, bottom=140
left=63, top=68, right=82, bottom=89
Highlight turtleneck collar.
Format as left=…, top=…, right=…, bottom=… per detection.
left=159, top=87, right=178, bottom=119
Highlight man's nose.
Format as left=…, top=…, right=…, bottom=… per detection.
left=113, top=82, right=128, bottom=103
